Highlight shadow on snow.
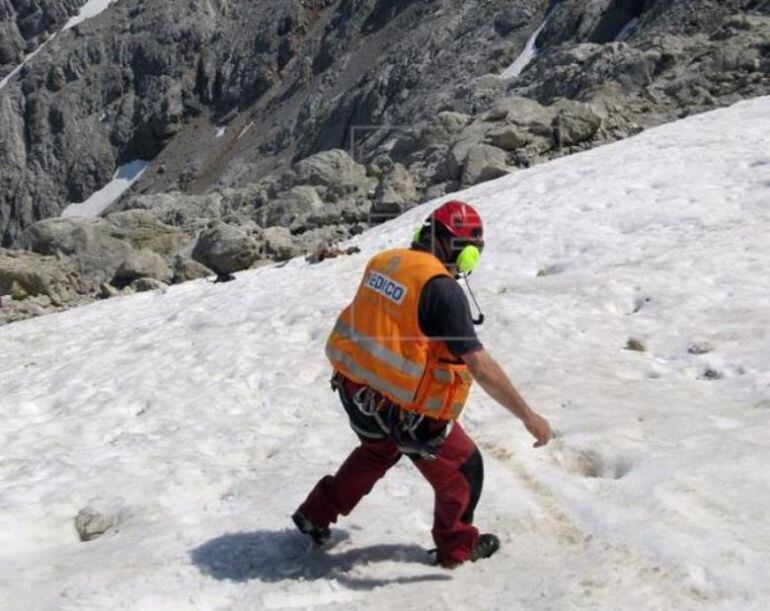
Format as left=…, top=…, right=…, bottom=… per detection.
left=190, top=529, right=451, bottom=590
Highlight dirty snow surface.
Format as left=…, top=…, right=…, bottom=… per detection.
left=1, top=98, right=770, bottom=610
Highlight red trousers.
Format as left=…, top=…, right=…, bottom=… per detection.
left=298, top=421, right=483, bottom=567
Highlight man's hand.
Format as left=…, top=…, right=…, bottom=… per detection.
left=462, top=349, right=553, bottom=448
left=523, top=412, right=552, bottom=448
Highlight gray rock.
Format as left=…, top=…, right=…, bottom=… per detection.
left=262, top=226, right=303, bottom=261
left=625, top=337, right=647, bottom=352
left=366, top=153, right=396, bottom=178
left=18, top=217, right=135, bottom=290
left=485, top=125, right=529, bottom=151
left=172, top=255, right=213, bottom=283
left=0, top=248, right=81, bottom=306
left=494, top=5, right=532, bottom=36
left=292, top=150, right=373, bottom=200
left=688, top=340, right=715, bottom=355
left=373, top=164, right=418, bottom=207
left=552, top=100, right=603, bottom=147
left=485, top=97, right=554, bottom=134
left=437, top=112, right=471, bottom=134
left=0, top=296, right=48, bottom=326
left=462, top=144, right=510, bottom=186
left=119, top=192, right=228, bottom=231
left=105, top=210, right=185, bottom=256
left=440, top=119, right=497, bottom=182
left=75, top=507, right=114, bottom=542
left=419, top=111, right=471, bottom=148
left=191, top=223, right=261, bottom=275
left=113, top=248, right=172, bottom=287
left=261, top=185, right=324, bottom=227
left=131, top=277, right=168, bottom=292
left=99, top=282, right=119, bottom=299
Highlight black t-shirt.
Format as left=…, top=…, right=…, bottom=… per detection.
left=418, top=275, right=483, bottom=357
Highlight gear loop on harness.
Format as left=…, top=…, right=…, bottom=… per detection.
left=332, top=371, right=451, bottom=459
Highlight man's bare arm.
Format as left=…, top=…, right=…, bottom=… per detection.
left=462, top=349, right=552, bottom=447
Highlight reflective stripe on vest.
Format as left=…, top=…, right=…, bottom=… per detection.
left=326, top=345, right=416, bottom=406
left=332, top=320, right=424, bottom=379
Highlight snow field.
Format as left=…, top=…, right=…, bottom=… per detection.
left=1, top=98, right=769, bottom=610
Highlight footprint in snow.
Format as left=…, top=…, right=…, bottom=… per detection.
left=552, top=444, right=632, bottom=480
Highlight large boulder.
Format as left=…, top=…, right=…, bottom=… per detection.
left=131, top=277, right=169, bottom=293
left=371, top=164, right=419, bottom=221
left=262, top=226, right=303, bottom=261
left=419, top=111, right=471, bottom=148
left=191, top=223, right=261, bottom=275
left=112, top=248, right=173, bottom=288
left=552, top=100, right=603, bottom=147
left=462, top=144, right=510, bottom=186
left=119, top=192, right=228, bottom=230
left=17, top=218, right=135, bottom=289
left=292, top=149, right=374, bottom=199
left=105, top=210, right=186, bottom=255
left=0, top=248, right=81, bottom=306
left=485, top=96, right=554, bottom=136
left=261, top=186, right=324, bottom=227
left=172, top=255, right=213, bottom=283
left=485, top=125, right=530, bottom=151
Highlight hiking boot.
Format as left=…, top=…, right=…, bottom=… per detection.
left=469, top=533, right=500, bottom=562
left=292, top=510, right=331, bottom=546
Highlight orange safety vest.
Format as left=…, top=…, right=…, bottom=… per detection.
left=326, top=248, right=474, bottom=420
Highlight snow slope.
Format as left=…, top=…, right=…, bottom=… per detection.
left=1, top=98, right=770, bottom=610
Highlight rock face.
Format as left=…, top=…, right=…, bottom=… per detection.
left=0, top=0, right=86, bottom=79
left=1, top=0, right=766, bottom=247
left=0, top=0, right=768, bottom=325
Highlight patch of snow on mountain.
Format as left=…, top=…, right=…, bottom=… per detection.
left=61, top=160, right=150, bottom=218
left=63, top=0, right=120, bottom=31
left=500, top=15, right=549, bottom=79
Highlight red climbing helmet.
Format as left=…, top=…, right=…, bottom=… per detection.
left=428, top=200, right=484, bottom=244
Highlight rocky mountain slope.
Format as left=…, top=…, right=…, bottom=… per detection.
left=0, top=0, right=86, bottom=78
left=1, top=0, right=769, bottom=323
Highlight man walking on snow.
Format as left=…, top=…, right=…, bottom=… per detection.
left=293, top=200, right=552, bottom=568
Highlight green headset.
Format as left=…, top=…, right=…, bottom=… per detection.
left=412, top=227, right=482, bottom=275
